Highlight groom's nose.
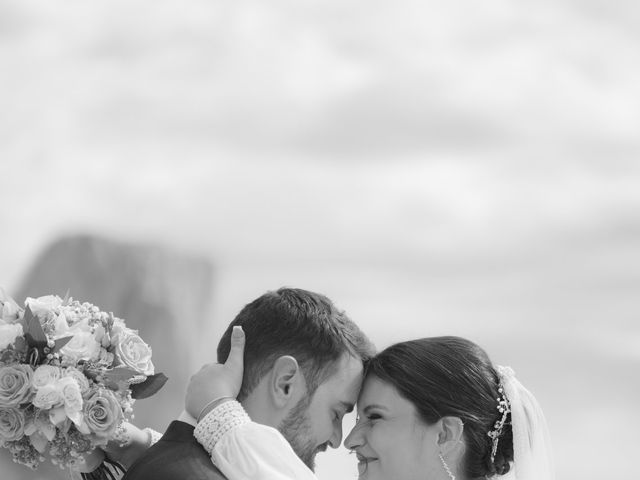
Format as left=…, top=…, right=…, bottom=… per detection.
left=328, top=421, right=343, bottom=448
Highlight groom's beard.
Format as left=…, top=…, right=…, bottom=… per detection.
left=279, top=395, right=327, bottom=471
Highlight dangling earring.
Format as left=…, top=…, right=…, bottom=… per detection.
left=438, top=453, right=455, bottom=480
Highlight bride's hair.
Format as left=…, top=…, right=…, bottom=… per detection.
left=366, top=336, right=513, bottom=477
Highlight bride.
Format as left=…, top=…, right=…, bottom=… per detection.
left=183, top=328, right=554, bottom=480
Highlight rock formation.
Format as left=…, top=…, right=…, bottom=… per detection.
left=1, top=234, right=214, bottom=480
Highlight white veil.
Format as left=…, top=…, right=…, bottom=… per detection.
left=496, top=366, right=554, bottom=480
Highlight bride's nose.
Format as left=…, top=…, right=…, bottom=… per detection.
left=344, top=423, right=363, bottom=450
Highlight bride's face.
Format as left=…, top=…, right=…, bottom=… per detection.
left=344, top=375, right=440, bottom=480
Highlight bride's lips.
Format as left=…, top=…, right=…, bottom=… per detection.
left=356, top=453, right=378, bottom=476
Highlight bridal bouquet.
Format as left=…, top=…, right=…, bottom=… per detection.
left=0, top=290, right=167, bottom=474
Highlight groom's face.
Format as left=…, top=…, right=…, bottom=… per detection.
left=279, top=352, right=364, bottom=470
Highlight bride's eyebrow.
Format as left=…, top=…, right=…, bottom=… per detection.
left=363, top=404, right=388, bottom=414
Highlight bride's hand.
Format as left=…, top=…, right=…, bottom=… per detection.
left=185, top=326, right=245, bottom=421
left=73, top=422, right=158, bottom=473
left=100, top=422, right=157, bottom=469
left=73, top=448, right=106, bottom=473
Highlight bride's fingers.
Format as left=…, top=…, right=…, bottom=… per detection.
left=224, top=326, right=245, bottom=376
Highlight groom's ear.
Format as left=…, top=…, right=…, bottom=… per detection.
left=270, top=355, right=305, bottom=408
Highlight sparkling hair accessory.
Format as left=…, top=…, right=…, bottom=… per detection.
left=488, top=366, right=513, bottom=464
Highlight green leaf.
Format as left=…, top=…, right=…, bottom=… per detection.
left=13, top=336, right=28, bottom=354
left=83, top=368, right=102, bottom=382
left=131, top=373, right=168, bottom=400
left=23, top=306, right=47, bottom=347
left=52, top=336, right=73, bottom=353
left=102, top=367, right=142, bottom=391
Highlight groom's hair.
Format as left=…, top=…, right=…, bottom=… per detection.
left=217, top=287, right=375, bottom=401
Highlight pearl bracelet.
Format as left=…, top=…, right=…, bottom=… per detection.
left=194, top=400, right=251, bottom=455
left=197, top=396, right=235, bottom=423
left=143, top=427, right=162, bottom=447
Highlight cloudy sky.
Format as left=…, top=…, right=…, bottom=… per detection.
left=1, top=1, right=639, bottom=479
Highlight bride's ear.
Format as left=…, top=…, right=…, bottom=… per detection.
left=436, top=416, right=465, bottom=455
left=269, top=355, right=305, bottom=408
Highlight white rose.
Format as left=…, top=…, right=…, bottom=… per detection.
left=33, top=384, right=63, bottom=410
left=93, top=324, right=107, bottom=345
left=60, top=307, right=80, bottom=326
left=51, top=311, right=70, bottom=338
left=25, top=295, right=63, bottom=317
left=110, top=319, right=127, bottom=338
left=59, top=332, right=102, bottom=364
left=63, top=368, right=90, bottom=396
left=0, top=323, right=23, bottom=350
left=68, top=318, right=92, bottom=334
left=32, top=365, right=62, bottom=389
left=114, top=331, right=154, bottom=376
left=57, top=377, right=83, bottom=413
left=1, top=298, right=21, bottom=323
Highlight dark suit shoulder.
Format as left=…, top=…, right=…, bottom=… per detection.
left=123, top=421, right=227, bottom=480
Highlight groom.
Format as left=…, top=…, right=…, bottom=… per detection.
left=123, top=287, right=375, bottom=480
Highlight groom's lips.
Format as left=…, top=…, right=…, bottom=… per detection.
left=316, top=443, right=328, bottom=454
